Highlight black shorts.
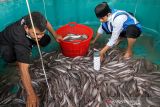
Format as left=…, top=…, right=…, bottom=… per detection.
left=119, top=25, right=141, bottom=38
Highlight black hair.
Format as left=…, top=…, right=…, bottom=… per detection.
left=23, top=12, right=47, bottom=32
left=94, top=2, right=111, bottom=18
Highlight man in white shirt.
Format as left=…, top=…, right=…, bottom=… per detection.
left=92, top=2, right=142, bottom=61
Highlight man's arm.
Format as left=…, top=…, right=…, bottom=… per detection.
left=99, top=15, right=127, bottom=61
left=91, top=24, right=103, bottom=44
left=18, top=62, right=39, bottom=107
left=46, top=21, right=62, bottom=42
left=91, top=33, right=101, bottom=44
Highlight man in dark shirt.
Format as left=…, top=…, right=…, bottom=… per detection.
left=0, top=12, right=62, bottom=107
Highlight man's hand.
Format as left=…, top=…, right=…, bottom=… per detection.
left=55, top=34, right=63, bottom=42
left=99, top=45, right=110, bottom=62
left=90, top=39, right=96, bottom=44
left=99, top=49, right=106, bottom=62
left=27, top=94, right=39, bottom=107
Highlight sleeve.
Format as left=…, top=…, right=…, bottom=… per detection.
left=14, top=44, right=32, bottom=64
left=106, top=15, right=127, bottom=47
left=97, top=23, right=104, bottom=34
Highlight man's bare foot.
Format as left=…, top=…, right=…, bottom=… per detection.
left=124, top=51, right=132, bottom=59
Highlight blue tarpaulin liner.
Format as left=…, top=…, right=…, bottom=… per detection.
left=0, top=0, right=160, bottom=69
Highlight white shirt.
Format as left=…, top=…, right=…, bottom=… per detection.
left=97, top=14, right=128, bottom=47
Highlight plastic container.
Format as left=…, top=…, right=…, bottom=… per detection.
left=93, top=51, right=100, bottom=71
left=56, top=22, right=93, bottom=57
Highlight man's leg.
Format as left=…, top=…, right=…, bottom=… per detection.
left=124, top=25, right=141, bottom=59
left=124, top=38, right=136, bottom=58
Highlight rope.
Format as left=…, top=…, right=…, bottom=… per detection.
left=134, top=0, right=140, bottom=16
left=42, top=0, right=50, bottom=35
left=25, top=0, right=52, bottom=98
left=42, top=0, right=47, bottom=20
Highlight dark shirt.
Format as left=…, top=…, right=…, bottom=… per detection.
left=0, top=19, right=33, bottom=63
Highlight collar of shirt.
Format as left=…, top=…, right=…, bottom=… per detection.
left=20, top=19, right=32, bottom=39
left=107, top=14, right=112, bottom=22
left=26, top=34, right=32, bottom=39
left=21, top=18, right=25, bottom=25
